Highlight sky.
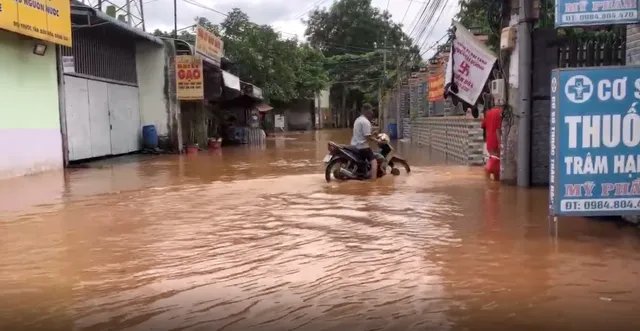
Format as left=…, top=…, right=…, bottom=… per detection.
left=101, top=0, right=460, bottom=59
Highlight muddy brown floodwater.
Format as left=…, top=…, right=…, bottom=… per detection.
left=1, top=129, right=640, bottom=331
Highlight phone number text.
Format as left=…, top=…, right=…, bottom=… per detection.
left=560, top=198, right=640, bottom=212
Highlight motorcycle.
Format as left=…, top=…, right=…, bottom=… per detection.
left=323, top=133, right=411, bottom=182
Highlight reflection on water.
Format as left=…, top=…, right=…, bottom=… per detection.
left=0, top=129, right=639, bottom=331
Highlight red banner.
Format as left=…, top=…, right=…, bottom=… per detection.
left=428, top=74, right=445, bottom=102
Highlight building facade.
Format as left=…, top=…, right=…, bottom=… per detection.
left=0, top=31, right=63, bottom=179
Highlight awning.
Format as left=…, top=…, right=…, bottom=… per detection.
left=240, top=81, right=264, bottom=100
left=255, top=103, right=273, bottom=112
left=222, top=71, right=241, bottom=91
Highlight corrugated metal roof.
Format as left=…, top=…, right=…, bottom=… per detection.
left=70, top=1, right=163, bottom=45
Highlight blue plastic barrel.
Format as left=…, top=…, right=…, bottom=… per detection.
left=142, top=125, right=159, bottom=149
left=388, top=123, right=398, bottom=140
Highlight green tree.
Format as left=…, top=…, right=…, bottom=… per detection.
left=305, top=0, right=420, bottom=114
left=456, top=0, right=503, bottom=52
left=153, top=11, right=329, bottom=103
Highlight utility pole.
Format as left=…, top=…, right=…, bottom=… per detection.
left=516, top=0, right=532, bottom=187
left=173, top=0, right=178, bottom=38
left=396, top=58, right=401, bottom=139
left=380, top=37, right=387, bottom=132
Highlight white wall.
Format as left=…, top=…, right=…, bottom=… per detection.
left=136, top=42, right=169, bottom=136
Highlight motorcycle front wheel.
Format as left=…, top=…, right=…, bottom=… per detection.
left=389, top=157, right=411, bottom=174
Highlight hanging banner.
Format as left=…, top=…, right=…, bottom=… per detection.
left=195, top=24, right=224, bottom=66
left=428, top=74, right=445, bottom=102
left=445, top=21, right=497, bottom=105
left=555, top=0, right=640, bottom=28
left=175, top=55, right=204, bottom=100
left=0, top=0, right=72, bottom=46
left=549, top=66, right=640, bottom=217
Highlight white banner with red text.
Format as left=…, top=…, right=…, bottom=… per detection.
left=445, top=21, right=497, bottom=105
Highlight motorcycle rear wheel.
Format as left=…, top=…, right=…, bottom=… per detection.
left=325, top=157, right=349, bottom=182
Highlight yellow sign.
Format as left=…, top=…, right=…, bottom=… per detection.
left=195, top=24, right=223, bottom=65
left=0, top=0, right=72, bottom=46
left=175, top=55, right=204, bottom=100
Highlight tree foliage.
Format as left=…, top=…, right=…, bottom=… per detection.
left=153, top=10, right=329, bottom=103
left=305, top=0, right=421, bottom=108
left=456, top=0, right=503, bottom=52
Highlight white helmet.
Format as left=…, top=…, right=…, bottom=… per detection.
left=377, top=133, right=390, bottom=144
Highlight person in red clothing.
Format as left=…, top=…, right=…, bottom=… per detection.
left=481, top=106, right=502, bottom=180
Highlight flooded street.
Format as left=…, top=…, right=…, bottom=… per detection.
left=1, top=129, right=639, bottom=331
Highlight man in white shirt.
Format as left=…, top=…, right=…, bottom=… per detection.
left=351, top=104, right=380, bottom=180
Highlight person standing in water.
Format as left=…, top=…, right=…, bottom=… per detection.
left=351, top=104, right=379, bottom=180
left=481, top=106, right=502, bottom=180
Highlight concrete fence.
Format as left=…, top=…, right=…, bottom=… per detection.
left=409, top=117, right=484, bottom=166
left=401, top=117, right=411, bottom=140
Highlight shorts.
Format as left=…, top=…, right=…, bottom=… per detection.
left=358, top=148, right=376, bottom=162
left=485, top=155, right=500, bottom=179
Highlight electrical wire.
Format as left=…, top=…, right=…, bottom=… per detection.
left=400, top=0, right=414, bottom=24
left=181, top=0, right=227, bottom=17
left=414, top=0, right=445, bottom=51
left=332, top=77, right=383, bottom=83
left=419, top=32, right=448, bottom=56
left=292, top=0, right=332, bottom=21
left=418, top=0, right=451, bottom=51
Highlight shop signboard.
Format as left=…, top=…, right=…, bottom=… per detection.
left=274, top=114, right=285, bottom=129
left=195, top=24, right=223, bottom=66
left=555, top=0, right=640, bottom=28
left=550, top=66, right=640, bottom=216
left=175, top=55, right=204, bottom=100
left=0, top=0, right=72, bottom=46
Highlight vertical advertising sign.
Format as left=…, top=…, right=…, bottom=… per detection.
left=550, top=66, right=640, bottom=216
left=555, top=0, right=640, bottom=28
left=175, top=55, right=204, bottom=100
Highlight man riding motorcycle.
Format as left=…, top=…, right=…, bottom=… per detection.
left=351, top=104, right=381, bottom=180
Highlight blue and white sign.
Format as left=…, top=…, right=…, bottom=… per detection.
left=555, top=0, right=640, bottom=27
left=550, top=66, right=640, bottom=216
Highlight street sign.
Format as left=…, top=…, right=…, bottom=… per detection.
left=550, top=66, right=640, bottom=216
left=555, top=0, right=640, bottom=28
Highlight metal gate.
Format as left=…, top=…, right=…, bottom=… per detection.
left=530, top=28, right=626, bottom=185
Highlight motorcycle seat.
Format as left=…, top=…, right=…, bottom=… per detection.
left=339, top=145, right=361, bottom=154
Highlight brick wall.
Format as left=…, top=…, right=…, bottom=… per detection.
left=410, top=117, right=484, bottom=165
left=626, top=24, right=640, bottom=64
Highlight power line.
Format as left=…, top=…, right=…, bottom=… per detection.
left=400, top=0, right=414, bottom=24
left=293, top=0, right=332, bottom=21
left=181, top=0, right=227, bottom=17
left=419, top=0, right=453, bottom=51
left=420, top=32, right=449, bottom=56
left=414, top=0, right=442, bottom=48
left=332, top=77, right=383, bottom=83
